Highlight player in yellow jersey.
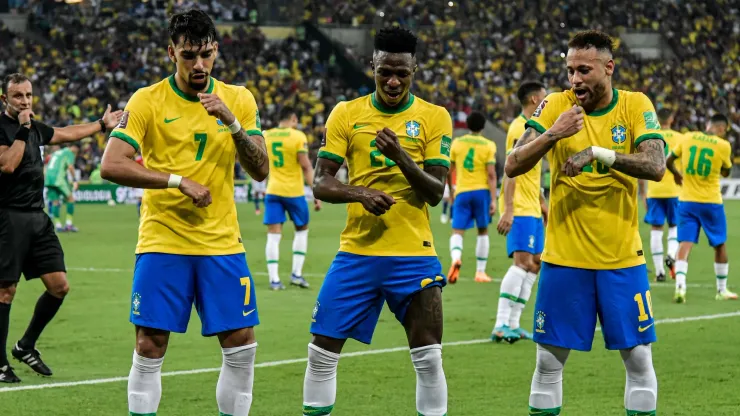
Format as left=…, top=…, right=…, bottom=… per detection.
left=302, top=27, right=451, bottom=416
left=638, top=108, right=685, bottom=282
left=263, top=106, right=321, bottom=290
left=100, top=10, right=269, bottom=416
left=492, top=81, right=548, bottom=343
left=506, top=31, right=664, bottom=416
left=666, top=113, right=737, bottom=303
left=446, top=111, right=497, bottom=284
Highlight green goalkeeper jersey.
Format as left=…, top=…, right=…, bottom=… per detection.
left=45, top=148, right=75, bottom=187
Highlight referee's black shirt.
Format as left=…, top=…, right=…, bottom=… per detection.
left=0, top=113, right=55, bottom=210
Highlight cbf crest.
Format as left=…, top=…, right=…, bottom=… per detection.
left=132, top=292, right=142, bottom=316
left=535, top=310, right=546, bottom=333
left=611, top=125, right=627, bottom=144
left=406, top=120, right=420, bottom=138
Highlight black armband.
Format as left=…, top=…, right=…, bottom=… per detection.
left=14, top=126, right=30, bottom=142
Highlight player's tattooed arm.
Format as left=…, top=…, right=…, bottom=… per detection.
left=611, top=139, right=666, bottom=181
left=505, top=127, right=557, bottom=177
left=233, top=130, right=269, bottom=182
left=313, top=157, right=396, bottom=216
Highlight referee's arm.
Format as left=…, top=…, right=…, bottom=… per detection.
left=0, top=126, right=28, bottom=174
left=48, top=104, right=124, bottom=145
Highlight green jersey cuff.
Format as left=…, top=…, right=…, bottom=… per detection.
left=424, top=158, right=450, bottom=168
left=318, top=150, right=345, bottom=164
left=246, top=129, right=263, bottom=137
left=634, top=133, right=664, bottom=148
left=110, top=131, right=140, bottom=151
left=525, top=119, right=547, bottom=134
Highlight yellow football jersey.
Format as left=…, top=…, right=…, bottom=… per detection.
left=110, top=75, right=262, bottom=255
left=527, top=89, right=663, bottom=269
left=499, top=114, right=543, bottom=218
left=264, top=127, right=308, bottom=197
left=671, top=132, right=732, bottom=204
left=450, top=133, right=496, bottom=195
left=646, top=129, right=685, bottom=198
left=318, top=93, right=452, bottom=256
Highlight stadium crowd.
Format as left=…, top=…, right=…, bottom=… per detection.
left=0, top=0, right=738, bottom=179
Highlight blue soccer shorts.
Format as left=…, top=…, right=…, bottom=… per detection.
left=644, top=197, right=679, bottom=227
left=264, top=194, right=310, bottom=227
left=310, top=252, right=445, bottom=344
left=507, top=216, right=545, bottom=257
left=130, top=253, right=259, bottom=336
left=677, top=201, right=727, bottom=247
left=452, top=189, right=491, bottom=230
left=532, top=262, right=657, bottom=351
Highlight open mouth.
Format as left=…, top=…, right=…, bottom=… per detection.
left=192, top=73, right=207, bottom=81
left=385, top=91, right=402, bottom=100
left=574, top=88, right=588, bottom=102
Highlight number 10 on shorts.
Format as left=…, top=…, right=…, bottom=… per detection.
left=634, top=290, right=654, bottom=322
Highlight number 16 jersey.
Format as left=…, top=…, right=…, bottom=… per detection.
left=671, top=132, right=732, bottom=204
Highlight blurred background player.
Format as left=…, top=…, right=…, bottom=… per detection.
left=252, top=177, right=266, bottom=215
left=447, top=111, right=497, bottom=284
left=44, top=144, right=79, bottom=232
left=263, top=105, right=321, bottom=290
left=667, top=114, right=737, bottom=303
left=493, top=81, right=548, bottom=343
left=440, top=165, right=455, bottom=224
left=506, top=31, right=664, bottom=416
left=100, top=10, right=267, bottom=416
left=639, top=108, right=685, bottom=282
left=304, top=27, right=452, bottom=416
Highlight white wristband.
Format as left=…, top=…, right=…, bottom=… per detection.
left=591, top=146, right=616, bottom=167
left=228, top=119, right=241, bottom=134
left=168, top=174, right=182, bottom=189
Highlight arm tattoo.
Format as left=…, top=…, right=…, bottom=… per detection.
left=611, top=139, right=666, bottom=181
left=512, top=127, right=538, bottom=163
left=233, top=128, right=268, bottom=181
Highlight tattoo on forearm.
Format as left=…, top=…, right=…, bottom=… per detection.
left=233, top=129, right=267, bottom=175
left=512, top=128, right=539, bottom=163
left=611, top=139, right=666, bottom=180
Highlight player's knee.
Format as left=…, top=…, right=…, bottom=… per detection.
left=621, top=344, right=655, bottom=378
left=410, top=344, right=443, bottom=375
left=534, top=344, right=569, bottom=379
left=296, top=224, right=309, bottom=232
left=310, top=334, right=345, bottom=355
left=218, top=327, right=256, bottom=348
left=0, top=283, right=17, bottom=304
left=43, top=273, right=69, bottom=298
left=476, top=227, right=488, bottom=236
left=135, top=329, right=169, bottom=359
left=307, top=342, right=340, bottom=376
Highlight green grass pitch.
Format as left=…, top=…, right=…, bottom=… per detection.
left=2, top=201, right=739, bottom=415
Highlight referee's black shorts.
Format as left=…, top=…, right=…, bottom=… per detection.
left=0, top=208, right=66, bottom=283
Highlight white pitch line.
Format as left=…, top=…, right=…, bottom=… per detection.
left=1, top=311, right=738, bottom=393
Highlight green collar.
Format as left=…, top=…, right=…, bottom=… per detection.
left=519, top=113, right=528, bottom=122
left=168, top=75, right=214, bottom=102
left=587, top=88, right=618, bottom=117
left=371, top=92, right=415, bottom=114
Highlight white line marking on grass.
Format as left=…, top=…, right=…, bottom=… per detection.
left=1, top=311, right=738, bottom=393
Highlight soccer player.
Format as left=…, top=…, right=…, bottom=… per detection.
left=45, top=144, right=79, bottom=232
left=447, top=111, right=497, bottom=284
left=506, top=31, right=664, bottom=415
left=666, top=114, right=737, bottom=303
left=99, top=10, right=268, bottom=416
left=440, top=168, right=454, bottom=224
left=252, top=177, right=266, bottom=215
left=638, top=108, right=684, bottom=282
left=303, top=27, right=452, bottom=416
left=263, top=106, right=321, bottom=290
left=492, top=81, right=548, bottom=342
left=0, top=73, right=122, bottom=383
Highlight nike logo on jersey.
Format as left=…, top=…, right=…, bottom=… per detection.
left=638, top=323, right=654, bottom=332
left=243, top=309, right=256, bottom=317
left=353, top=123, right=370, bottom=130
left=164, top=117, right=182, bottom=124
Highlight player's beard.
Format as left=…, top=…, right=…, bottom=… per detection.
left=587, top=82, right=608, bottom=111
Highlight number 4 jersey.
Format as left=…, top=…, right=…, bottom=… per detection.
left=526, top=88, right=664, bottom=269
left=318, top=93, right=452, bottom=257
left=450, top=133, right=497, bottom=195
left=110, top=75, right=262, bottom=255
left=671, top=132, right=732, bottom=204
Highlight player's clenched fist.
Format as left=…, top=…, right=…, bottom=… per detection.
left=359, top=188, right=396, bottom=216
left=375, top=127, right=405, bottom=163
left=561, top=147, right=594, bottom=177
left=178, top=177, right=212, bottom=208
left=549, top=105, right=584, bottom=140
left=198, top=93, right=236, bottom=126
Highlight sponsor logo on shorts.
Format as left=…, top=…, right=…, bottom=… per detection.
left=535, top=310, right=546, bottom=333
left=132, top=292, right=141, bottom=315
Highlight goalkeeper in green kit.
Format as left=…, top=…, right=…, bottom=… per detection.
left=44, top=144, right=79, bottom=232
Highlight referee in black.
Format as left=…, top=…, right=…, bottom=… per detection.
left=0, top=73, right=123, bottom=383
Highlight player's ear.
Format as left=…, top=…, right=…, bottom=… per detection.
left=167, top=44, right=176, bottom=63
left=605, top=59, right=615, bottom=76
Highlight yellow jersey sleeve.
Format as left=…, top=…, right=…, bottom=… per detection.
left=423, top=107, right=453, bottom=169
left=236, top=87, right=263, bottom=136
left=526, top=93, right=565, bottom=134
left=629, top=93, right=664, bottom=148
left=318, top=102, right=349, bottom=164
left=487, top=141, right=497, bottom=164
left=449, top=139, right=460, bottom=165
left=722, top=140, right=733, bottom=169
left=297, top=130, right=309, bottom=154
left=671, top=140, right=683, bottom=158
left=109, top=90, right=150, bottom=151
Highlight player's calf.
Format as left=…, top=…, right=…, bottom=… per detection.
left=620, top=344, right=657, bottom=415
left=303, top=336, right=343, bottom=416
left=529, top=344, right=570, bottom=415
left=128, top=327, right=169, bottom=415
left=216, top=337, right=257, bottom=416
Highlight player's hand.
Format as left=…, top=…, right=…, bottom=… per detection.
left=359, top=187, right=396, bottom=216
left=673, top=171, right=683, bottom=186
left=548, top=105, right=584, bottom=140
left=314, top=199, right=322, bottom=211
left=198, top=93, right=236, bottom=126
left=561, top=147, right=594, bottom=177
left=375, top=128, right=405, bottom=163
left=178, top=177, right=212, bottom=208
left=102, top=104, right=125, bottom=130
left=497, top=211, right=514, bottom=235
left=489, top=201, right=497, bottom=217
left=18, top=109, right=35, bottom=126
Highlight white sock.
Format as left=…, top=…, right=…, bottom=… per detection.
left=449, top=234, right=463, bottom=263
left=266, top=233, right=282, bottom=283
left=475, top=235, right=489, bottom=273
left=650, top=230, right=665, bottom=276
left=66, top=218, right=73, bottom=226
left=621, top=344, right=658, bottom=413
left=303, top=343, right=339, bottom=416
left=715, top=262, right=729, bottom=292
left=494, top=265, right=527, bottom=329
left=675, top=260, right=688, bottom=289
left=667, top=226, right=679, bottom=259
left=410, top=344, right=447, bottom=416
left=292, top=229, right=309, bottom=277
left=529, top=343, right=569, bottom=412
left=510, top=271, right=537, bottom=330
left=217, top=343, right=257, bottom=416
left=127, top=351, right=163, bottom=415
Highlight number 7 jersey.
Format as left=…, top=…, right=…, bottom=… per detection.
left=671, top=132, right=732, bottom=204
left=110, top=75, right=262, bottom=255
